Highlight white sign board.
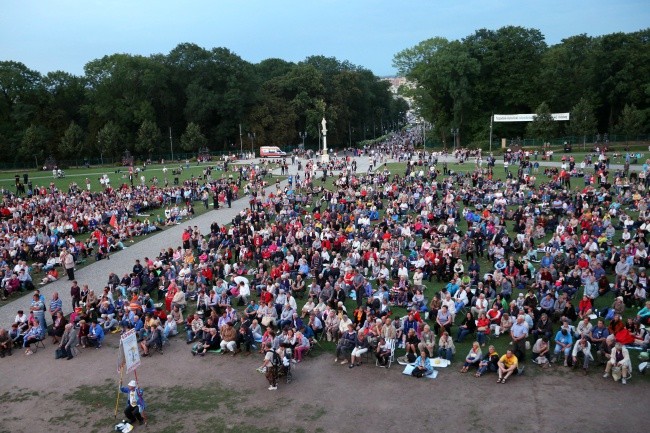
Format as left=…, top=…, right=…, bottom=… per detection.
left=493, top=113, right=570, bottom=122
left=120, top=329, right=141, bottom=374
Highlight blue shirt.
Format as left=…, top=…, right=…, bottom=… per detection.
left=50, top=298, right=62, bottom=313
left=90, top=325, right=105, bottom=342
left=511, top=322, right=528, bottom=339
left=591, top=326, right=609, bottom=340
left=554, top=330, right=573, bottom=346
left=413, top=356, right=432, bottom=373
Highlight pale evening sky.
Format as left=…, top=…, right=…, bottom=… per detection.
left=1, top=0, right=647, bottom=77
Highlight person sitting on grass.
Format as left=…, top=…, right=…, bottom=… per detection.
left=219, top=321, right=237, bottom=355
left=324, top=310, right=340, bottom=342
left=475, top=312, right=491, bottom=346
left=140, top=324, right=162, bottom=357
left=571, top=336, right=593, bottom=374
left=552, top=326, right=573, bottom=366
left=192, top=327, right=220, bottom=356
left=410, top=350, right=433, bottom=378
left=455, top=311, right=476, bottom=343
left=403, top=328, right=420, bottom=362
left=0, top=328, right=12, bottom=357
left=637, top=301, right=650, bottom=325
left=434, top=305, right=453, bottom=336
left=460, top=341, right=482, bottom=373
left=437, top=331, right=455, bottom=361
left=531, top=336, right=550, bottom=367
left=494, top=312, right=513, bottom=337
left=40, top=267, right=59, bottom=286
left=603, top=342, right=631, bottom=384
left=476, top=345, right=499, bottom=377
left=497, top=349, right=519, bottom=384
left=87, top=320, right=105, bottom=349
left=418, top=324, right=435, bottom=357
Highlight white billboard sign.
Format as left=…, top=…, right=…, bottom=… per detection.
left=493, top=113, right=570, bottom=122
left=120, top=328, right=141, bottom=374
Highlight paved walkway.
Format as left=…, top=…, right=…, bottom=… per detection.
left=0, top=156, right=372, bottom=325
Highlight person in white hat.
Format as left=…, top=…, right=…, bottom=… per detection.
left=120, top=379, right=146, bottom=425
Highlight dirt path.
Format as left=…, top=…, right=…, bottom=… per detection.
left=0, top=329, right=644, bottom=433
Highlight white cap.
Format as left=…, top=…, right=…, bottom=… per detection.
left=128, top=380, right=137, bottom=387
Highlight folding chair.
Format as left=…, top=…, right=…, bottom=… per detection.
left=31, top=339, right=46, bottom=353
left=376, top=338, right=396, bottom=369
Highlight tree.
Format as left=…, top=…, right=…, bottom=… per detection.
left=526, top=102, right=555, bottom=142
left=616, top=104, right=645, bottom=142
left=135, top=120, right=161, bottom=157
left=569, top=98, right=597, bottom=148
left=97, top=121, right=123, bottom=158
left=180, top=122, right=207, bottom=152
left=537, top=35, right=597, bottom=111
left=0, top=61, right=44, bottom=158
left=394, top=38, right=478, bottom=145
left=19, top=124, right=49, bottom=164
left=59, top=121, right=84, bottom=158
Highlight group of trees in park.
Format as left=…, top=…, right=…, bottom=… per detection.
left=0, top=44, right=408, bottom=164
left=394, top=26, right=650, bottom=147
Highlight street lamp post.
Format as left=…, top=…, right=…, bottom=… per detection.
left=169, top=127, right=174, bottom=161
left=98, top=137, right=103, bottom=165
left=248, top=132, right=256, bottom=157
left=239, top=124, right=244, bottom=158
left=451, top=128, right=459, bottom=150
left=299, top=132, right=307, bottom=150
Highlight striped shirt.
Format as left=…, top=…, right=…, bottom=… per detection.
left=50, top=298, right=63, bottom=313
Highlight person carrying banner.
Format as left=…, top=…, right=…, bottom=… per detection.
left=119, top=380, right=146, bottom=425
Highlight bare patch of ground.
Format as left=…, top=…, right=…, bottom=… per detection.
left=0, top=333, right=644, bottom=433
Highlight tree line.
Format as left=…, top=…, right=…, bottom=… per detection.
left=0, top=43, right=408, bottom=164
left=394, top=26, right=649, bottom=147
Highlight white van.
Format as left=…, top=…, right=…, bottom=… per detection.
left=259, top=146, right=286, bottom=158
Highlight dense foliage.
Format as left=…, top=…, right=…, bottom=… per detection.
left=0, top=44, right=408, bottom=162
left=394, top=27, right=650, bottom=145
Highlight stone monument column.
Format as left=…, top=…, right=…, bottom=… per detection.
left=321, top=117, right=329, bottom=163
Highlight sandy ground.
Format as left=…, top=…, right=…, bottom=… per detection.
left=0, top=330, right=645, bottom=433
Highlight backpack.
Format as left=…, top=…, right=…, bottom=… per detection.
left=268, top=350, right=281, bottom=367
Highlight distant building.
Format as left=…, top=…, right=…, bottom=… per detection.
left=381, top=77, right=416, bottom=123
left=382, top=77, right=409, bottom=94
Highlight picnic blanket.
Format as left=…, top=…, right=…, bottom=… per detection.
left=402, top=365, right=439, bottom=379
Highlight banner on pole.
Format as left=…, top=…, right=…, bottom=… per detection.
left=493, top=113, right=570, bottom=122
left=120, top=329, right=141, bottom=374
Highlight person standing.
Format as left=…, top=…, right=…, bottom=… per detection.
left=510, top=315, right=529, bottom=362
left=70, top=281, right=81, bottom=310
left=120, top=380, right=146, bottom=425
left=258, top=342, right=281, bottom=390
left=49, top=292, right=63, bottom=324
left=30, top=293, right=47, bottom=336
left=62, top=249, right=75, bottom=280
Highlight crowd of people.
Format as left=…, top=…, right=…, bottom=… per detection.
left=2, top=137, right=650, bottom=394
left=0, top=159, right=292, bottom=302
